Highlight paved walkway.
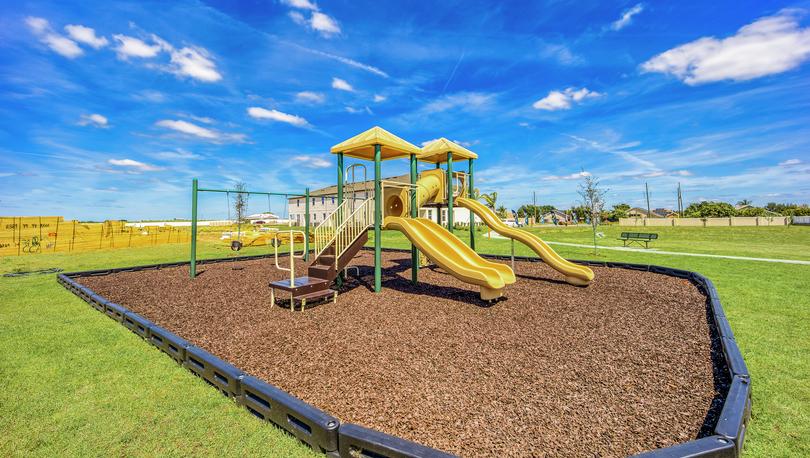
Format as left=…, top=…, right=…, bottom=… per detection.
left=544, top=241, right=810, bottom=265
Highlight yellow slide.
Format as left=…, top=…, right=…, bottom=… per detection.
left=456, top=197, right=594, bottom=286
left=383, top=216, right=514, bottom=300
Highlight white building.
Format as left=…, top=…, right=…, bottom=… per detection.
left=288, top=174, right=482, bottom=227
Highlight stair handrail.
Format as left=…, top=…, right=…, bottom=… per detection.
left=334, top=197, right=373, bottom=263
left=274, top=229, right=307, bottom=287
left=312, top=198, right=351, bottom=259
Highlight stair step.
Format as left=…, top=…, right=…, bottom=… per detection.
left=269, top=276, right=328, bottom=293
left=308, top=264, right=335, bottom=280
left=293, top=289, right=337, bottom=308
left=316, top=255, right=335, bottom=266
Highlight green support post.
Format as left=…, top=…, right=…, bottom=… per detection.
left=304, top=187, right=310, bottom=261
left=336, top=152, right=344, bottom=287
left=446, top=151, right=453, bottom=233
left=337, top=152, right=344, bottom=207
left=410, top=153, right=418, bottom=284
left=374, top=144, right=382, bottom=292
left=469, top=158, right=475, bottom=250
left=190, top=178, right=198, bottom=278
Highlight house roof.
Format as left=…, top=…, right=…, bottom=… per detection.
left=291, top=174, right=411, bottom=198
left=418, top=138, right=478, bottom=163
left=246, top=212, right=279, bottom=219
left=330, top=126, right=421, bottom=161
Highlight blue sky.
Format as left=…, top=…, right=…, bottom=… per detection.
left=2, top=0, right=810, bottom=220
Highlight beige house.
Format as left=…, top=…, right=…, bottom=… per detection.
left=288, top=174, right=481, bottom=227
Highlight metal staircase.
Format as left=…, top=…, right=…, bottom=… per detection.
left=270, top=197, right=373, bottom=310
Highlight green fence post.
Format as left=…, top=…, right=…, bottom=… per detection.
left=410, top=153, right=418, bottom=284
left=469, top=158, right=475, bottom=250
left=446, top=151, right=453, bottom=233
left=374, top=144, right=382, bottom=293
left=190, top=178, right=198, bottom=278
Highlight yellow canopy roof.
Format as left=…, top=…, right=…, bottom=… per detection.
left=330, top=126, right=421, bottom=161
left=417, top=137, right=478, bottom=163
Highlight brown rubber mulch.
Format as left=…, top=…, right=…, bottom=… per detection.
left=78, top=251, right=720, bottom=457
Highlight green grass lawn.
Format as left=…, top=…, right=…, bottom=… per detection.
left=1, top=227, right=808, bottom=456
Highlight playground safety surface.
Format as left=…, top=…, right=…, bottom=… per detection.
left=78, top=251, right=720, bottom=457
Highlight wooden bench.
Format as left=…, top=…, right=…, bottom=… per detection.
left=618, top=232, right=658, bottom=248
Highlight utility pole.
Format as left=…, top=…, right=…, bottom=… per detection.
left=677, top=182, right=683, bottom=217
left=645, top=182, right=651, bottom=218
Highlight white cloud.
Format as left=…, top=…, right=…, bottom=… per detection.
left=133, top=90, right=166, bottom=102
left=79, top=113, right=108, bottom=128
left=291, top=155, right=331, bottom=168
left=532, top=87, right=601, bottom=111
left=296, top=91, right=326, bottom=103
left=156, top=119, right=245, bottom=142
left=289, top=11, right=307, bottom=26
left=543, top=171, right=591, bottom=181
left=331, top=77, right=354, bottom=91
left=25, top=17, right=48, bottom=34
left=64, top=24, right=108, bottom=49
left=610, top=3, right=644, bottom=31
left=641, top=9, right=810, bottom=85
left=538, top=42, right=583, bottom=66
left=108, top=159, right=162, bottom=172
left=289, top=44, right=389, bottom=77
left=373, top=94, right=387, bottom=102
left=422, top=92, right=495, bottom=114
left=113, top=34, right=161, bottom=58
left=282, top=0, right=318, bottom=10
left=247, top=107, right=310, bottom=127
left=345, top=106, right=372, bottom=115
left=310, top=12, right=341, bottom=36
left=168, top=46, right=222, bottom=82
left=779, top=158, right=801, bottom=166
left=25, top=17, right=83, bottom=58
left=151, top=149, right=201, bottom=160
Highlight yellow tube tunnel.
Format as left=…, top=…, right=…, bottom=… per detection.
left=384, top=169, right=446, bottom=218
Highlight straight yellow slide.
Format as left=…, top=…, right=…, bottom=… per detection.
left=383, top=216, right=515, bottom=300
left=457, top=197, right=594, bottom=286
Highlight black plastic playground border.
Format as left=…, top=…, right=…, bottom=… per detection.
left=55, top=249, right=751, bottom=458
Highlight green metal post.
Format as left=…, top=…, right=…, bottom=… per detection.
left=304, top=187, right=310, bottom=261
left=446, top=152, right=453, bottom=233
left=469, top=158, right=475, bottom=250
left=337, top=152, right=344, bottom=207
left=435, top=162, right=441, bottom=225
left=374, top=144, right=382, bottom=292
left=410, top=153, right=418, bottom=284
left=190, top=178, right=198, bottom=278
left=336, top=152, right=345, bottom=287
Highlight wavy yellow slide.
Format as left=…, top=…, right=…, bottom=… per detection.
left=384, top=216, right=515, bottom=300
left=457, top=197, right=594, bottom=286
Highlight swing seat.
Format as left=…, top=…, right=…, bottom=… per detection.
left=231, top=240, right=243, bottom=251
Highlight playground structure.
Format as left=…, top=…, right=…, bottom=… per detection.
left=244, top=126, right=594, bottom=307
left=48, top=126, right=749, bottom=457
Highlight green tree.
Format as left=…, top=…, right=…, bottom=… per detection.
left=578, top=173, right=607, bottom=253
left=538, top=205, right=556, bottom=215
left=496, top=205, right=508, bottom=219
left=609, top=203, right=630, bottom=221
left=737, top=206, right=768, bottom=217
left=683, top=201, right=737, bottom=218
left=481, top=192, right=498, bottom=210
left=737, top=199, right=752, bottom=206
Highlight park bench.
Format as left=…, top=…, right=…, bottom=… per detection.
left=618, top=232, right=658, bottom=248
